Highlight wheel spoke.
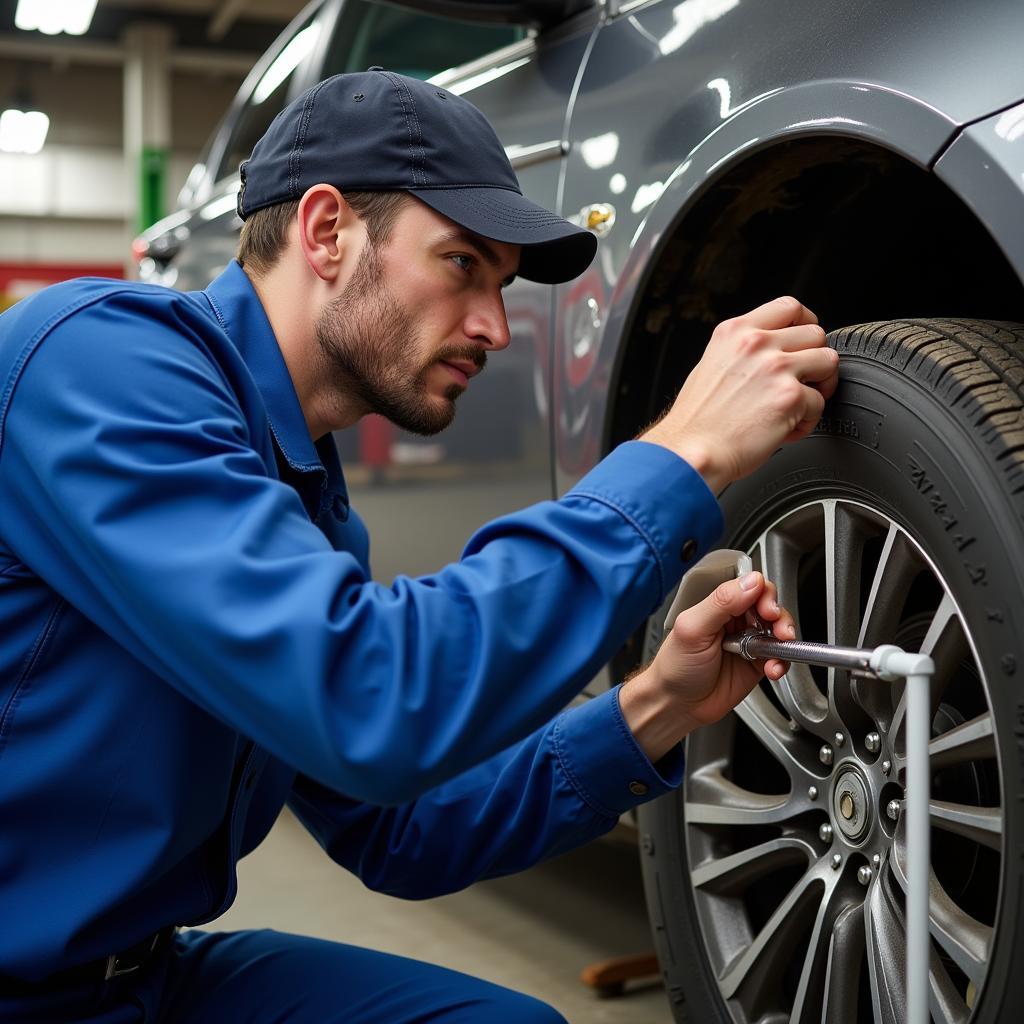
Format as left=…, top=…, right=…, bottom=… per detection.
left=757, top=528, right=829, bottom=728
left=718, top=870, right=821, bottom=999
left=685, top=766, right=793, bottom=825
left=826, top=501, right=872, bottom=649
left=864, top=872, right=908, bottom=1024
left=734, top=685, right=815, bottom=778
left=929, top=799, right=1002, bottom=851
left=928, top=712, right=995, bottom=770
left=856, top=524, right=920, bottom=648
left=890, top=837, right=991, bottom=986
left=790, top=880, right=859, bottom=1024
left=926, top=941, right=971, bottom=1024
left=853, top=524, right=921, bottom=724
left=890, top=592, right=967, bottom=758
left=690, top=836, right=813, bottom=893
left=820, top=903, right=865, bottom=1024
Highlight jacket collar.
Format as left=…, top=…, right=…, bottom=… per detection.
left=202, top=260, right=349, bottom=521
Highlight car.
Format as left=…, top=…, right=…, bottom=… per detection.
left=136, top=1, right=1024, bottom=1020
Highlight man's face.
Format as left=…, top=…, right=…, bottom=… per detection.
left=314, top=199, right=519, bottom=436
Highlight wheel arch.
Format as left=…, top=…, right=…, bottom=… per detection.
left=597, top=91, right=1024, bottom=459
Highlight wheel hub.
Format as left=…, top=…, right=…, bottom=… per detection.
left=832, top=764, right=872, bottom=842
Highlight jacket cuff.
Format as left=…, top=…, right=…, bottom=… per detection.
left=565, top=440, right=723, bottom=603
left=552, top=686, right=683, bottom=819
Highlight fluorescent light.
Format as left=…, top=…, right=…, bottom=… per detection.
left=15, top=1, right=98, bottom=36
left=252, top=25, right=320, bottom=104
left=0, top=108, right=50, bottom=154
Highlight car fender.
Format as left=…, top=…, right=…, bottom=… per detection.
left=934, top=99, right=1024, bottom=288
left=555, top=77, right=966, bottom=490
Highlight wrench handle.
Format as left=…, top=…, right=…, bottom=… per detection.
left=723, top=631, right=876, bottom=675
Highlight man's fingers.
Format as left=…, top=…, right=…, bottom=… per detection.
left=772, top=323, right=829, bottom=352
left=672, top=571, right=764, bottom=643
left=790, top=346, right=840, bottom=384
left=736, top=296, right=819, bottom=331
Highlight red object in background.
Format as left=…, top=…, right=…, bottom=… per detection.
left=0, top=262, right=124, bottom=311
left=359, top=414, right=393, bottom=469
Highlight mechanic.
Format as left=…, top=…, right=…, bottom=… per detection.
left=0, top=70, right=836, bottom=1023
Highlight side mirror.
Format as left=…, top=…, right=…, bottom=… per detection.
left=379, top=0, right=594, bottom=29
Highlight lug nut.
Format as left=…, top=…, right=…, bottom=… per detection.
left=807, top=785, right=818, bottom=801
left=819, top=745, right=834, bottom=767
left=789, top=719, right=800, bottom=732
left=872, top=853, right=882, bottom=870
left=830, top=853, right=843, bottom=870
left=834, top=732, right=845, bottom=747
left=858, top=865, right=873, bottom=886
left=881, top=760, right=892, bottom=776
left=887, top=799, right=902, bottom=821
left=818, top=823, right=834, bottom=843
left=865, top=732, right=880, bottom=753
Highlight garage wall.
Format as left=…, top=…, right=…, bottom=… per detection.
left=0, top=59, right=243, bottom=267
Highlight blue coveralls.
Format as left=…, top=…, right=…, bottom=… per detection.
left=0, top=262, right=721, bottom=1021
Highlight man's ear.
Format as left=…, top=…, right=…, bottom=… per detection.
left=295, top=184, right=362, bottom=282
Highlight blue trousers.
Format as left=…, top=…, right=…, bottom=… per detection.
left=2, top=929, right=570, bottom=1023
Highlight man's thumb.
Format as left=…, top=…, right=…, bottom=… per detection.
left=673, top=571, right=763, bottom=641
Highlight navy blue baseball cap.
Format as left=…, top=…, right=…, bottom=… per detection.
left=237, top=68, right=597, bottom=285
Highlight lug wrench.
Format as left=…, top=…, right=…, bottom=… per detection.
left=666, top=551, right=934, bottom=1024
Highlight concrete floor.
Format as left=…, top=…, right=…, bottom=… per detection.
left=197, top=810, right=676, bottom=1023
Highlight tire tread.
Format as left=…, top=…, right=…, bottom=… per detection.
left=832, top=319, right=1024, bottom=502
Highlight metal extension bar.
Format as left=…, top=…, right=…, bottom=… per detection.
left=665, top=551, right=934, bottom=1024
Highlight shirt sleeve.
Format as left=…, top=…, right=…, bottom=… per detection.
left=287, top=686, right=683, bottom=899
left=0, top=291, right=721, bottom=805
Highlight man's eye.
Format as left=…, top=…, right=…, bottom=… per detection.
left=449, top=254, right=474, bottom=273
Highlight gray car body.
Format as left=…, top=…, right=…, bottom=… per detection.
left=140, top=0, right=1024, bottom=690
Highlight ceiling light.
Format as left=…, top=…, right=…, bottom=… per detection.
left=15, top=1, right=98, bottom=37
left=0, top=108, right=50, bottom=154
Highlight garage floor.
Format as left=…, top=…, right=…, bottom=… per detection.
left=198, top=810, right=677, bottom=1023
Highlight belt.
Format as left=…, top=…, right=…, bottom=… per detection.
left=0, top=926, right=177, bottom=994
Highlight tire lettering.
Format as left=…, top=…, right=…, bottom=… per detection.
left=907, top=453, right=979, bottom=563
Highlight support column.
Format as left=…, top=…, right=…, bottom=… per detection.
left=123, top=23, right=174, bottom=273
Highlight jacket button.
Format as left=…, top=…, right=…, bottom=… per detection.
left=681, top=538, right=697, bottom=562
left=629, top=780, right=648, bottom=796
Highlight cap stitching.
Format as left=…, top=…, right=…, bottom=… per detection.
left=379, top=70, right=425, bottom=187
left=289, top=77, right=333, bottom=198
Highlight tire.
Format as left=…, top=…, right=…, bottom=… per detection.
left=638, top=319, right=1024, bottom=1024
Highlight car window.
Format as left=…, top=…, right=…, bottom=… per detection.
left=214, top=13, right=322, bottom=184
left=321, top=0, right=524, bottom=82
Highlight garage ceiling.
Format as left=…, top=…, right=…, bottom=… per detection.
left=0, top=0, right=311, bottom=54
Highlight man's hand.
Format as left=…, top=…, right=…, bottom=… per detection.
left=640, top=296, right=839, bottom=492
left=619, top=571, right=795, bottom=763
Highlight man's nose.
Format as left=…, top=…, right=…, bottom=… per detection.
left=465, top=294, right=511, bottom=352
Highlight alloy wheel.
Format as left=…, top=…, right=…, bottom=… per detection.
left=683, top=498, right=1002, bottom=1024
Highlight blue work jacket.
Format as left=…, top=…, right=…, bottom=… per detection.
left=0, top=261, right=721, bottom=981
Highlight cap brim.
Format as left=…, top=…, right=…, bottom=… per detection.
left=409, top=186, right=597, bottom=285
